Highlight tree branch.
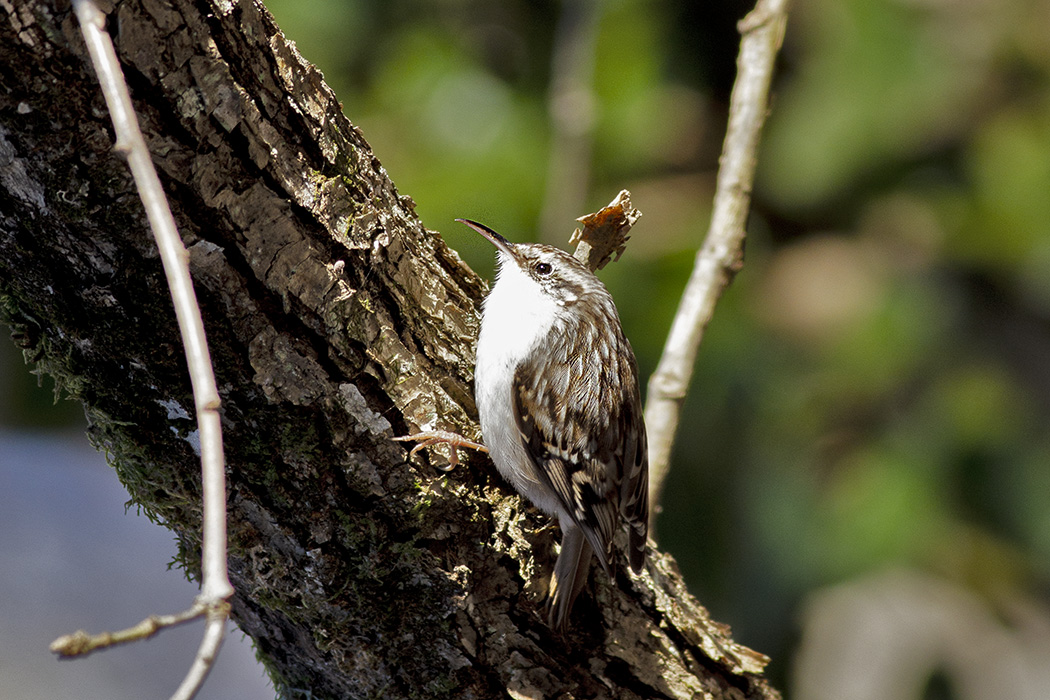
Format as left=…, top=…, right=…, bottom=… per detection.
left=60, top=2, right=234, bottom=697
left=0, top=1, right=779, bottom=697
left=645, top=0, right=790, bottom=512
left=49, top=601, right=222, bottom=658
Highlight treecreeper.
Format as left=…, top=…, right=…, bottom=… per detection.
left=396, top=218, right=649, bottom=629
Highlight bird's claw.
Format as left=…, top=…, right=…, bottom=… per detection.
left=392, top=430, right=488, bottom=470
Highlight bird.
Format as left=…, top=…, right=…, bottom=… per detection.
left=461, top=218, right=649, bottom=629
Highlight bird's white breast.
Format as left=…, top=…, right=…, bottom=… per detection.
left=474, top=254, right=564, bottom=516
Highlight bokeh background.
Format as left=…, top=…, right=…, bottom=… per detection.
left=4, top=0, right=1050, bottom=698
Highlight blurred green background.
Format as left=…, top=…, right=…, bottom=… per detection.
left=5, top=0, right=1050, bottom=697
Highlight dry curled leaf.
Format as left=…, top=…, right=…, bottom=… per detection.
left=570, top=189, right=642, bottom=272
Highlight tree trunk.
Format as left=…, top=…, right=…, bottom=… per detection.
left=0, top=1, right=778, bottom=698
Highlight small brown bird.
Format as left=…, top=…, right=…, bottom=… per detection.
left=462, top=218, right=649, bottom=629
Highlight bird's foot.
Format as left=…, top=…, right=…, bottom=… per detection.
left=392, top=431, right=488, bottom=471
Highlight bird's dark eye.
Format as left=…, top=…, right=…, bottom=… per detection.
left=534, top=261, right=552, bottom=275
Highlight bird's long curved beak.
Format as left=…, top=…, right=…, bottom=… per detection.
left=456, top=218, right=515, bottom=257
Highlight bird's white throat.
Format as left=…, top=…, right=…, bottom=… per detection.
left=477, top=252, right=561, bottom=369
left=473, top=251, right=565, bottom=516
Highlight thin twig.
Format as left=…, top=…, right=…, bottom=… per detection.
left=65, top=2, right=235, bottom=698
left=644, top=0, right=789, bottom=514
left=169, top=602, right=231, bottom=700
left=49, top=600, right=227, bottom=658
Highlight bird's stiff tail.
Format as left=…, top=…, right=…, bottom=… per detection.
left=547, top=523, right=593, bottom=630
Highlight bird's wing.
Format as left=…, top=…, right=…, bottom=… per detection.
left=512, top=298, right=648, bottom=573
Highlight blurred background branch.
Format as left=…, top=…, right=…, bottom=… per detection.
left=539, top=0, right=602, bottom=243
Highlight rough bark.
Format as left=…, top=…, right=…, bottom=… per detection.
left=0, top=1, right=778, bottom=698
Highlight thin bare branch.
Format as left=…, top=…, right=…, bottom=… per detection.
left=50, top=603, right=212, bottom=658
left=645, top=0, right=789, bottom=514
left=62, top=1, right=235, bottom=697
left=169, top=603, right=231, bottom=700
